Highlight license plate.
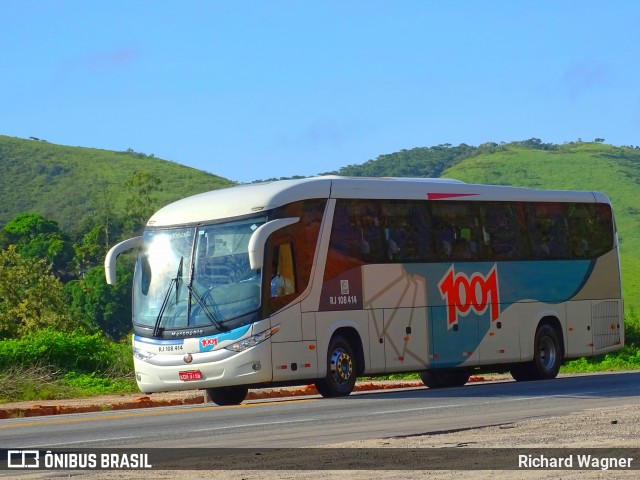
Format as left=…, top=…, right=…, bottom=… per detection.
left=179, top=370, right=203, bottom=381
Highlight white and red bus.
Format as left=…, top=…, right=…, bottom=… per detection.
left=105, top=176, right=623, bottom=405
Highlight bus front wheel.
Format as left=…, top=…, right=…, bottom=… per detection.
left=206, top=386, right=249, bottom=406
left=315, top=336, right=357, bottom=398
left=511, top=323, right=562, bottom=382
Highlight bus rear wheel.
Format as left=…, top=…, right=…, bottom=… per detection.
left=511, top=323, right=562, bottom=382
left=206, top=386, right=249, bottom=406
left=420, top=369, right=470, bottom=389
left=315, top=335, right=357, bottom=398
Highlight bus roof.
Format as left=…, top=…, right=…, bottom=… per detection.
left=147, top=176, right=611, bottom=227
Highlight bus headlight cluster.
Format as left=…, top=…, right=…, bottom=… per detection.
left=133, top=347, right=156, bottom=362
left=224, top=326, right=280, bottom=353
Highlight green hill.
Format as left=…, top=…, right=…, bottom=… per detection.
left=0, top=135, right=234, bottom=233
left=1, top=135, right=638, bottom=311
left=333, top=139, right=640, bottom=313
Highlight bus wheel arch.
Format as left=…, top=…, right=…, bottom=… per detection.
left=315, top=328, right=363, bottom=398
left=511, top=316, right=564, bottom=382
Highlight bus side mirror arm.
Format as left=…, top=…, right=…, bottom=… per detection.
left=248, top=218, right=299, bottom=270
left=104, top=236, right=143, bottom=285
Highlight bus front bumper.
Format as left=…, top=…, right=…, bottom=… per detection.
left=132, top=339, right=273, bottom=394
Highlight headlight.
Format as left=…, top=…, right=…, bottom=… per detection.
left=133, top=346, right=156, bottom=361
left=224, top=326, right=280, bottom=353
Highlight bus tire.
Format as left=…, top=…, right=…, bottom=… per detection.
left=510, top=323, right=562, bottom=381
left=206, top=386, right=249, bottom=406
left=315, top=335, right=357, bottom=398
left=420, top=369, right=470, bottom=389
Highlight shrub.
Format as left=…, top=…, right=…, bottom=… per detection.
left=0, top=329, right=133, bottom=374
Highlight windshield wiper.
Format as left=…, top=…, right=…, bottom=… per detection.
left=153, top=257, right=183, bottom=337
left=187, top=285, right=227, bottom=331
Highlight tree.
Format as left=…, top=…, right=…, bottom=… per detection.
left=0, top=213, right=75, bottom=280
left=123, top=171, right=163, bottom=236
left=0, top=246, right=79, bottom=338
left=594, top=138, right=605, bottom=143
left=65, top=263, right=133, bottom=341
left=87, top=179, right=123, bottom=250
left=74, top=225, right=108, bottom=274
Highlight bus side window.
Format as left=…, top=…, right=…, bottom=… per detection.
left=590, top=204, right=614, bottom=255
left=529, top=204, right=552, bottom=259
left=330, top=203, right=363, bottom=258
left=567, top=203, right=614, bottom=259
left=430, top=204, right=455, bottom=261
left=480, top=203, right=525, bottom=260
left=430, top=202, right=479, bottom=262
left=325, top=201, right=372, bottom=280
left=528, top=203, right=569, bottom=259
left=271, top=243, right=296, bottom=298
left=360, top=207, right=385, bottom=261
left=382, top=202, right=430, bottom=262
left=567, top=204, right=591, bottom=259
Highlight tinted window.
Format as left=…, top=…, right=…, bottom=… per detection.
left=528, top=203, right=570, bottom=259
left=430, top=201, right=481, bottom=261
left=272, top=199, right=326, bottom=291
left=567, top=203, right=614, bottom=258
left=324, top=198, right=613, bottom=276
left=381, top=201, right=431, bottom=262
left=479, top=203, right=528, bottom=260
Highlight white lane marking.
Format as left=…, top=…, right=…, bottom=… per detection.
left=193, top=417, right=314, bottom=432
left=21, top=436, right=140, bottom=449
left=192, top=389, right=626, bottom=432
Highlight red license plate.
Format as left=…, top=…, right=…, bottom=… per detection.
left=179, top=370, right=203, bottom=381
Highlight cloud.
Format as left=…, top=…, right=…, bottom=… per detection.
left=56, top=47, right=138, bottom=80
left=276, top=118, right=370, bottom=151
left=81, top=48, right=137, bottom=71
left=562, top=59, right=613, bottom=101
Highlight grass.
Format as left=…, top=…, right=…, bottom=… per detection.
left=0, top=330, right=138, bottom=403
left=561, top=348, right=640, bottom=373
left=0, top=365, right=138, bottom=403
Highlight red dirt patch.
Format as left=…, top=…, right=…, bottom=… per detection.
left=0, top=376, right=497, bottom=419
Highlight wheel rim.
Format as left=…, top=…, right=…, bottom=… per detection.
left=329, top=347, right=353, bottom=385
left=539, top=335, right=557, bottom=372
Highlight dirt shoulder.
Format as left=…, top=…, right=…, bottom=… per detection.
left=0, top=379, right=433, bottom=419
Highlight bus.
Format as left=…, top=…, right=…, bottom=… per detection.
left=105, top=176, right=624, bottom=405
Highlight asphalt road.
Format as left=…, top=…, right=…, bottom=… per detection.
left=2, top=372, right=639, bottom=450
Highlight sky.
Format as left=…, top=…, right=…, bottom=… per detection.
left=2, top=1, right=639, bottom=183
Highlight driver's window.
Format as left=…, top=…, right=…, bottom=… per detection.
left=271, top=243, right=296, bottom=298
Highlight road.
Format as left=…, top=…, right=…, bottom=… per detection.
left=2, top=372, right=639, bottom=452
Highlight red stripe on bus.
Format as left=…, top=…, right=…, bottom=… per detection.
left=427, top=193, right=478, bottom=200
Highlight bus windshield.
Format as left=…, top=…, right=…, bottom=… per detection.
left=133, top=216, right=267, bottom=335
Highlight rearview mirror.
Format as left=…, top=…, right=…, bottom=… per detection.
left=248, top=218, right=299, bottom=270
left=104, top=236, right=142, bottom=284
